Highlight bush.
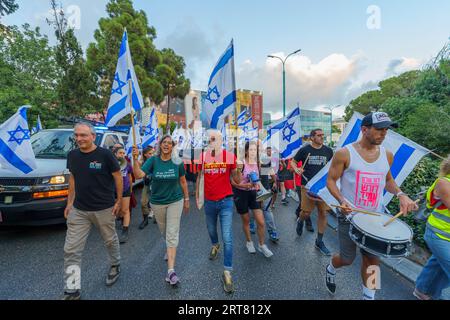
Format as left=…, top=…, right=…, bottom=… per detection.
left=386, top=157, right=440, bottom=248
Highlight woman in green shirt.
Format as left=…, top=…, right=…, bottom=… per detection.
left=132, top=135, right=189, bottom=286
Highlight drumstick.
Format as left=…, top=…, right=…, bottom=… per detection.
left=301, top=153, right=311, bottom=170
left=383, top=199, right=420, bottom=227
left=330, top=204, right=381, bottom=217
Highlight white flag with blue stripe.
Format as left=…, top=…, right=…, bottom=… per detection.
left=263, top=107, right=301, bottom=159
left=306, top=112, right=430, bottom=210
left=279, top=108, right=302, bottom=159
left=205, top=40, right=236, bottom=130
left=0, top=106, right=37, bottom=174
left=31, top=115, right=43, bottom=134
left=105, top=30, right=144, bottom=127
left=142, top=108, right=159, bottom=148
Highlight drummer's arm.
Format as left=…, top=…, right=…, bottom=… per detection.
left=385, top=151, right=418, bottom=215
left=327, top=148, right=352, bottom=214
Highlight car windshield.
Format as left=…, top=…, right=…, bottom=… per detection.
left=31, top=131, right=77, bottom=159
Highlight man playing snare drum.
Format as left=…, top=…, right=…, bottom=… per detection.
left=326, top=112, right=418, bottom=300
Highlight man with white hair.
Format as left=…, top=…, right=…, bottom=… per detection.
left=196, top=129, right=241, bottom=293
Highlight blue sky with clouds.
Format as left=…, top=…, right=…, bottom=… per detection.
left=4, top=0, right=450, bottom=118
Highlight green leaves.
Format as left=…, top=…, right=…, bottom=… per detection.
left=86, top=0, right=190, bottom=110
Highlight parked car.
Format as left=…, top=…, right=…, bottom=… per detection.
left=0, top=127, right=129, bottom=226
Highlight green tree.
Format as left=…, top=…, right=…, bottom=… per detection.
left=0, top=0, right=18, bottom=17
left=0, top=24, right=59, bottom=127
left=47, top=0, right=99, bottom=117
left=86, top=0, right=189, bottom=114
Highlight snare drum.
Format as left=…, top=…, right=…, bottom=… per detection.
left=348, top=212, right=413, bottom=258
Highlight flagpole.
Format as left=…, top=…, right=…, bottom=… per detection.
left=124, top=28, right=137, bottom=158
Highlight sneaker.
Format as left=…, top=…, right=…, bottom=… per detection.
left=246, top=241, right=256, bottom=254
left=119, top=228, right=129, bottom=244
left=139, top=216, right=149, bottom=230
left=222, top=271, right=234, bottom=294
left=296, top=219, right=304, bottom=236
left=269, top=230, right=279, bottom=243
left=413, top=288, right=432, bottom=300
left=315, top=240, right=331, bottom=256
left=305, top=218, right=314, bottom=232
left=62, top=290, right=81, bottom=300
left=258, top=244, right=274, bottom=258
left=165, top=271, right=180, bottom=286
left=325, top=265, right=336, bottom=295
left=106, top=265, right=120, bottom=286
left=164, top=253, right=168, bottom=261
left=281, top=198, right=288, bottom=205
left=209, top=244, right=220, bottom=261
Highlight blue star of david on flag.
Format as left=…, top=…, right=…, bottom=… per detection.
left=8, top=125, right=31, bottom=145
left=206, top=86, right=220, bottom=104
left=0, top=105, right=37, bottom=174
left=111, top=72, right=127, bottom=95
left=282, top=122, right=296, bottom=142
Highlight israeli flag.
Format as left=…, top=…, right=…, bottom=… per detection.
left=171, top=123, right=180, bottom=144
left=175, top=127, right=192, bottom=151
left=279, top=108, right=302, bottom=159
left=31, top=115, right=43, bottom=134
left=105, top=30, right=144, bottom=127
left=237, top=110, right=250, bottom=127
left=205, top=40, right=236, bottom=130
left=0, top=106, right=37, bottom=174
left=142, top=108, right=159, bottom=148
left=306, top=112, right=431, bottom=209
left=263, top=107, right=301, bottom=157
left=125, top=120, right=143, bottom=159
left=191, top=127, right=205, bottom=149
left=238, top=114, right=253, bottom=131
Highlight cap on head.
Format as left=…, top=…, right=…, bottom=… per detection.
left=361, top=112, right=398, bottom=129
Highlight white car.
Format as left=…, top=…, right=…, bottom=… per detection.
left=0, top=127, right=130, bottom=226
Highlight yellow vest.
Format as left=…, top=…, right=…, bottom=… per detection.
left=426, top=175, right=450, bottom=241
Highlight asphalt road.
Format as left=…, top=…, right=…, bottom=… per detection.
left=0, top=187, right=416, bottom=300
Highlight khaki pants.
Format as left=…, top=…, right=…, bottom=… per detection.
left=63, top=207, right=120, bottom=292
left=151, top=199, right=184, bottom=248
left=301, top=186, right=330, bottom=213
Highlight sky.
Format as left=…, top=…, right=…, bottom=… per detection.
left=4, top=0, right=450, bottom=119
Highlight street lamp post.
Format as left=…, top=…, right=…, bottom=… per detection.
left=325, top=104, right=341, bottom=145
left=268, top=49, right=301, bottom=118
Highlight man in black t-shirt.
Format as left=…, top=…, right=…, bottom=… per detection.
left=62, top=123, right=123, bottom=300
left=291, top=128, right=334, bottom=256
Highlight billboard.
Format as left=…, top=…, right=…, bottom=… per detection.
left=185, top=90, right=203, bottom=130
left=251, top=93, right=263, bottom=129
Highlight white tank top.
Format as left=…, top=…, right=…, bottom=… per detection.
left=340, top=144, right=390, bottom=213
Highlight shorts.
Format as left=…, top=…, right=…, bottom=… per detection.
left=337, top=213, right=378, bottom=263
left=122, top=189, right=131, bottom=198
left=232, top=187, right=261, bottom=215
left=300, top=187, right=330, bottom=213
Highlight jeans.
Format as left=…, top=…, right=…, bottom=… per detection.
left=204, top=197, right=234, bottom=271
left=261, top=197, right=276, bottom=232
left=415, top=227, right=450, bottom=300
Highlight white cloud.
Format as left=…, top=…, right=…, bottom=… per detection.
left=237, top=52, right=364, bottom=117
left=386, top=57, right=423, bottom=76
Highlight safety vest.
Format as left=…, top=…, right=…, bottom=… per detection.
left=426, top=175, right=450, bottom=241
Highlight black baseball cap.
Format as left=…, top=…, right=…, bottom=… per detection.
left=361, top=112, right=398, bottom=129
